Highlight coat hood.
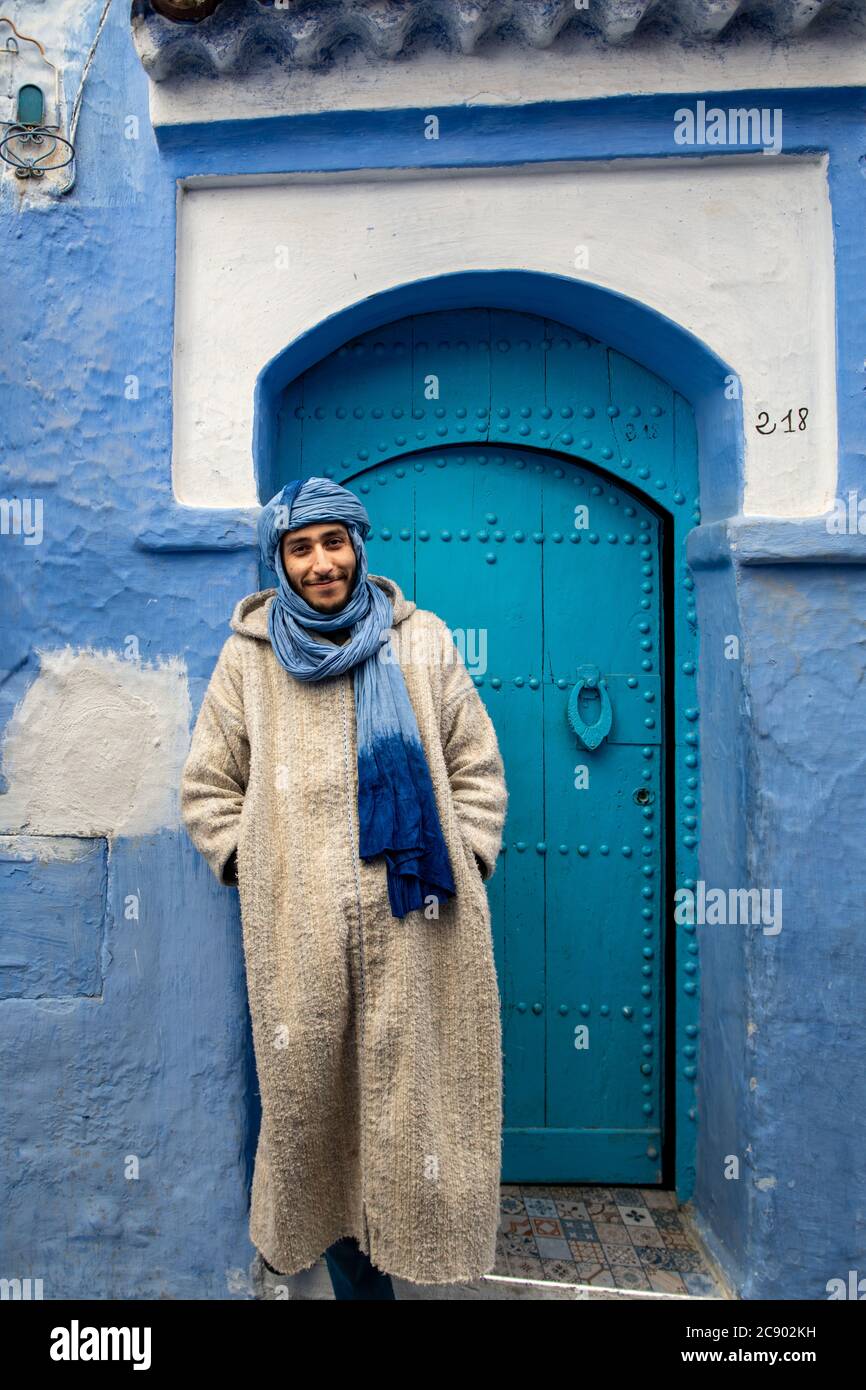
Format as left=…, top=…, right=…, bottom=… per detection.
left=230, top=573, right=416, bottom=640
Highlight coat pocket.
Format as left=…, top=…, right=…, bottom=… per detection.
left=455, top=818, right=486, bottom=891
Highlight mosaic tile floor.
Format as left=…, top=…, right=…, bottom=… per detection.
left=493, top=1185, right=727, bottom=1297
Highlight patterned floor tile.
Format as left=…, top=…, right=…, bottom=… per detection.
left=631, top=1227, right=665, bottom=1248
left=575, top=1261, right=616, bottom=1285
left=594, top=1221, right=633, bottom=1246
left=523, top=1196, right=559, bottom=1217
left=536, top=1236, right=573, bottom=1260
left=554, top=1199, right=591, bottom=1220
left=660, top=1230, right=694, bottom=1248
left=600, top=1241, right=641, bottom=1268
left=541, top=1259, right=581, bottom=1282
left=651, top=1207, right=683, bottom=1228
left=618, top=1204, right=657, bottom=1230
left=502, top=1232, right=536, bottom=1257
left=500, top=1194, right=526, bottom=1216
left=631, top=1246, right=682, bottom=1272
left=560, top=1217, right=597, bottom=1241
left=666, top=1249, right=708, bottom=1274
left=567, top=1240, right=606, bottom=1261
left=491, top=1187, right=726, bottom=1298
left=643, top=1189, right=678, bottom=1209
left=682, top=1270, right=722, bottom=1297
left=647, top=1269, right=688, bottom=1294
left=585, top=1201, right=623, bottom=1223
left=530, top=1216, right=564, bottom=1238
left=610, top=1264, right=652, bottom=1291
left=500, top=1215, right=532, bottom=1237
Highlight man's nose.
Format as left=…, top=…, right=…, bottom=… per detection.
left=312, top=547, right=336, bottom=571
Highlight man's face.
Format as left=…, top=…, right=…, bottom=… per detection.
left=280, top=521, right=357, bottom=613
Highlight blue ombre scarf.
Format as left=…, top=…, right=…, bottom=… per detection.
left=257, top=477, right=456, bottom=919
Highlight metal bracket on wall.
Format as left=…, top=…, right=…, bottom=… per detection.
left=0, top=19, right=73, bottom=179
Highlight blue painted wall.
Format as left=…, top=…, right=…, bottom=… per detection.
left=688, top=529, right=866, bottom=1299
left=1, top=3, right=864, bottom=1297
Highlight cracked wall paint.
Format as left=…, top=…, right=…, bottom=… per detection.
left=691, top=559, right=866, bottom=1300
left=0, top=832, right=104, bottom=863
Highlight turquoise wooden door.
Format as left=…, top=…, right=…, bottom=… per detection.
left=269, top=309, right=697, bottom=1186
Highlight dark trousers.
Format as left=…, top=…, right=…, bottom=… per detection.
left=323, top=1235, right=396, bottom=1300
left=261, top=1235, right=396, bottom=1300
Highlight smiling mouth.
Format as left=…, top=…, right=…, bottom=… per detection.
left=310, top=579, right=341, bottom=587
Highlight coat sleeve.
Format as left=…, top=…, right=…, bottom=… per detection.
left=436, top=620, right=508, bottom=882
left=180, top=635, right=250, bottom=887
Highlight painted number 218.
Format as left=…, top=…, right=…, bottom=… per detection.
left=755, top=407, right=808, bottom=435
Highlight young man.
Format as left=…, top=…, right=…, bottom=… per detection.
left=180, top=475, right=508, bottom=1299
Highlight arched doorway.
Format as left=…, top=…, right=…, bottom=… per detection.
left=261, top=307, right=701, bottom=1191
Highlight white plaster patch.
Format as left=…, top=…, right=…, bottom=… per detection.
left=0, top=834, right=102, bottom=863
left=0, top=648, right=192, bottom=838
left=172, top=156, right=835, bottom=517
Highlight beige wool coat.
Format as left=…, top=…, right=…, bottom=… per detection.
left=180, top=574, right=508, bottom=1286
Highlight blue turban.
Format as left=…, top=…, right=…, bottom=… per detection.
left=257, top=477, right=456, bottom=919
